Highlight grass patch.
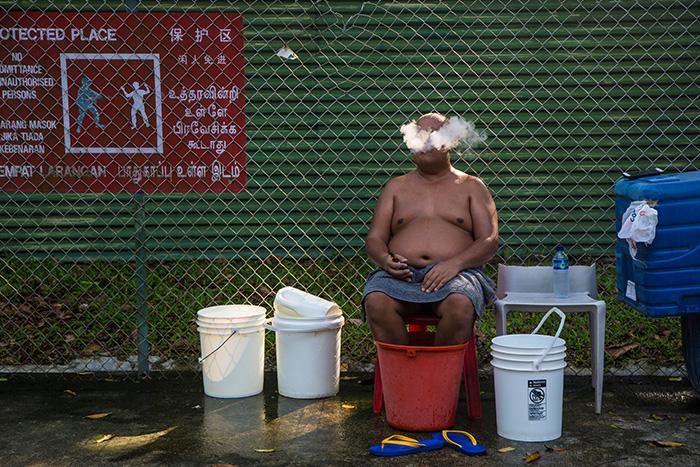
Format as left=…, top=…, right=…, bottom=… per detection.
left=0, top=258, right=684, bottom=372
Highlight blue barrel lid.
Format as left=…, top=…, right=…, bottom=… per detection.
left=615, top=170, right=700, bottom=200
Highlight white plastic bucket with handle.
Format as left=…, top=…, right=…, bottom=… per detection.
left=491, top=307, right=567, bottom=442
left=265, top=314, right=345, bottom=399
left=196, top=305, right=266, bottom=398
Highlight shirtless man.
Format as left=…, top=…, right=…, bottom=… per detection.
left=362, top=112, right=498, bottom=346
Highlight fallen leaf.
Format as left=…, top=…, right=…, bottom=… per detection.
left=668, top=377, right=682, bottom=382
left=64, top=334, right=76, bottom=343
left=0, top=377, right=8, bottom=382
left=101, top=378, right=117, bottom=382
left=192, top=405, right=201, bottom=409
left=524, top=451, right=540, bottom=463
left=648, top=413, right=668, bottom=421
left=170, top=338, right=194, bottom=352
left=497, top=447, right=515, bottom=453
left=653, top=440, right=685, bottom=448
left=90, top=427, right=176, bottom=449
left=78, top=372, right=94, bottom=376
left=64, top=389, right=77, bottom=396
left=212, top=464, right=238, bottom=467
left=85, top=412, right=111, bottom=420
left=681, top=416, right=688, bottom=422
left=95, top=434, right=114, bottom=444
left=83, top=343, right=102, bottom=354
left=610, top=423, right=621, bottom=429
left=341, top=404, right=356, bottom=409
left=545, top=444, right=566, bottom=452
left=605, top=342, right=640, bottom=359
left=254, top=448, right=275, bottom=453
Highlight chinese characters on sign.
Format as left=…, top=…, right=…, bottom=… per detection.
left=0, top=12, right=246, bottom=192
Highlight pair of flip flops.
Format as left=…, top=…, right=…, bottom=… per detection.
left=369, top=430, right=487, bottom=457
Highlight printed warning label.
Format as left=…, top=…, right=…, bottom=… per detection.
left=528, top=379, right=547, bottom=421
left=625, top=280, right=637, bottom=301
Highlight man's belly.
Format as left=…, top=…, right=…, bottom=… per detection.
left=388, top=220, right=474, bottom=268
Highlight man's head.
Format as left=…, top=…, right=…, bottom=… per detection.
left=400, top=113, right=485, bottom=156
left=416, top=112, right=448, bottom=133
left=132, top=82, right=140, bottom=90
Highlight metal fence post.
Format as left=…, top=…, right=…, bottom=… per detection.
left=134, top=191, right=149, bottom=377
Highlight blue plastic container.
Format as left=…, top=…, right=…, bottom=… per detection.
left=615, top=171, right=700, bottom=317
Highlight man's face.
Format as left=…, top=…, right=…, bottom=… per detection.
left=412, top=115, right=449, bottom=160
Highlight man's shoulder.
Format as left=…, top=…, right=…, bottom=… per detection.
left=453, top=171, right=487, bottom=189
left=383, top=172, right=414, bottom=190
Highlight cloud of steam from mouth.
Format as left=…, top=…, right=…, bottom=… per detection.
left=400, top=116, right=486, bottom=154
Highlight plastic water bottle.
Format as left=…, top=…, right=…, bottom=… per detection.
left=552, top=244, right=570, bottom=298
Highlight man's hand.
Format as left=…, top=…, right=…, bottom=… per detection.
left=381, top=253, right=412, bottom=281
left=421, top=259, right=461, bottom=293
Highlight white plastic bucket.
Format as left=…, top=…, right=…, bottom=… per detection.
left=491, top=307, right=567, bottom=442
left=491, top=349, right=566, bottom=363
left=197, top=305, right=266, bottom=398
left=491, top=343, right=567, bottom=356
left=197, top=305, right=265, bottom=324
left=265, top=314, right=345, bottom=399
left=273, top=287, right=342, bottom=318
left=492, top=334, right=566, bottom=352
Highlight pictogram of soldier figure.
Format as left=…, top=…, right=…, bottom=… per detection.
left=75, top=76, right=106, bottom=133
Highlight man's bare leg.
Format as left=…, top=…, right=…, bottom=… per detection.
left=434, top=294, right=476, bottom=345
left=364, top=292, right=415, bottom=345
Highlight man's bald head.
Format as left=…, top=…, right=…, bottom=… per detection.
left=416, top=113, right=448, bottom=132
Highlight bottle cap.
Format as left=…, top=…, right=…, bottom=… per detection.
left=555, top=243, right=564, bottom=250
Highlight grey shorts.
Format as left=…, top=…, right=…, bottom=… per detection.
left=360, top=263, right=495, bottom=321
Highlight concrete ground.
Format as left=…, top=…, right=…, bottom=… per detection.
left=0, top=373, right=698, bottom=466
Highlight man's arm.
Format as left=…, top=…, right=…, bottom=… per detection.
left=365, top=179, right=412, bottom=280
left=421, top=177, right=498, bottom=292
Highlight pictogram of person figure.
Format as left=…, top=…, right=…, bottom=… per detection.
left=121, top=81, right=150, bottom=130
left=76, top=76, right=106, bottom=134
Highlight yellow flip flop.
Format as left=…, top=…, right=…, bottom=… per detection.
left=442, top=430, right=487, bottom=455
left=369, top=433, right=445, bottom=456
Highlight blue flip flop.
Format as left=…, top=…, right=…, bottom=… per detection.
left=442, top=430, right=487, bottom=456
left=368, top=432, right=445, bottom=457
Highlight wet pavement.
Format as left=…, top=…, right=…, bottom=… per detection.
left=1, top=373, right=698, bottom=466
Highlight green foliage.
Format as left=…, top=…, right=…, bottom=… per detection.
left=0, top=259, right=683, bottom=371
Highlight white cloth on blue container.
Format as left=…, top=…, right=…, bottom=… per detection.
left=617, top=201, right=658, bottom=257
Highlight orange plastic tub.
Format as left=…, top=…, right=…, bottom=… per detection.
left=375, top=339, right=466, bottom=431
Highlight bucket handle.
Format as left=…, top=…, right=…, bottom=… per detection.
left=197, top=324, right=262, bottom=364
left=530, top=307, right=566, bottom=370
left=198, top=330, right=237, bottom=364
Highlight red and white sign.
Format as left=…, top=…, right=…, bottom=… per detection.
left=0, top=12, right=246, bottom=192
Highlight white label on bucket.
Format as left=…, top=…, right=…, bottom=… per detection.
left=528, top=379, right=547, bottom=421
left=625, top=280, right=637, bottom=301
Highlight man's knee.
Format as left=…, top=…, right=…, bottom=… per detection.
left=364, top=292, right=397, bottom=322
left=437, top=294, right=476, bottom=324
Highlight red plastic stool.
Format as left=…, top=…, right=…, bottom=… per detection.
left=373, top=315, right=482, bottom=419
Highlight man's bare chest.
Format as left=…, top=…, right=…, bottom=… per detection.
left=392, top=186, right=472, bottom=230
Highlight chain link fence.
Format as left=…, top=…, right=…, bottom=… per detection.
left=1, top=1, right=698, bottom=377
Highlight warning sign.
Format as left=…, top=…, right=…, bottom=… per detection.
left=0, top=12, right=246, bottom=192
left=528, top=379, right=547, bottom=421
